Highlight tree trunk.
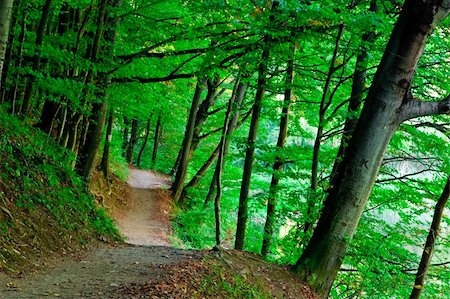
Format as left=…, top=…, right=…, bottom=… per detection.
left=137, top=113, right=152, bottom=167
left=235, top=41, right=270, bottom=250
left=172, top=78, right=206, bottom=202
left=329, top=0, right=378, bottom=186
left=75, top=102, right=108, bottom=180
left=126, top=118, right=139, bottom=164
left=0, top=0, right=18, bottom=102
left=21, top=0, right=51, bottom=115
left=122, top=116, right=130, bottom=157
left=204, top=80, right=248, bottom=205
left=293, top=2, right=450, bottom=297
left=100, top=108, right=114, bottom=178
left=410, top=176, right=450, bottom=299
left=0, top=0, right=14, bottom=92
left=75, top=0, right=122, bottom=181
left=304, top=24, right=344, bottom=236
left=151, top=112, right=162, bottom=168
left=261, top=46, right=295, bottom=257
left=8, top=6, right=26, bottom=114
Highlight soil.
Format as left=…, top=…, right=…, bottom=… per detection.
left=0, top=169, right=193, bottom=299
left=0, top=168, right=318, bottom=299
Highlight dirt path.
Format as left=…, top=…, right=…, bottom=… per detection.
left=115, top=169, right=172, bottom=246
left=0, top=169, right=193, bottom=299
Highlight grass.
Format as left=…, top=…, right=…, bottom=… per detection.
left=0, top=108, right=120, bottom=272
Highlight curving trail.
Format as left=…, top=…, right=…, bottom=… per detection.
left=0, top=169, right=196, bottom=299
left=115, top=168, right=172, bottom=246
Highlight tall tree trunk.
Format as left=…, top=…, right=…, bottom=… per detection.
left=329, top=0, right=378, bottom=186
left=0, top=0, right=14, bottom=92
left=137, top=113, right=153, bottom=167
left=21, top=0, right=51, bottom=115
left=76, top=0, right=122, bottom=181
left=76, top=103, right=108, bottom=180
left=151, top=112, right=162, bottom=168
left=122, top=116, right=130, bottom=157
left=410, top=176, right=450, bottom=299
left=211, top=78, right=244, bottom=244
left=100, top=108, right=114, bottom=178
left=293, top=2, right=450, bottom=297
left=304, top=24, right=344, bottom=236
left=172, top=78, right=206, bottom=202
left=235, top=41, right=270, bottom=250
left=8, top=6, right=26, bottom=114
left=204, top=80, right=248, bottom=205
left=261, top=46, right=295, bottom=257
left=126, top=118, right=139, bottom=164
left=0, top=0, right=18, bottom=102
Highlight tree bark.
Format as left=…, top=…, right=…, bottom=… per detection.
left=235, top=40, right=270, bottom=250
left=261, top=46, right=295, bottom=257
left=204, top=80, right=248, bottom=205
left=126, top=118, right=139, bottom=164
left=21, top=0, right=51, bottom=115
left=410, top=176, right=450, bottom=299
left=304, top=24, right=344, bottom=236
left=0, top=0, right=14, bottom=92
left=0, top=0, right=18, bottom=102
left=100, top=108, right=114, bottom=178
left=76, top=103, right=108, bottom=180
left=294, top=2, right=450, bottom=297
left=329, top=0, right=378, bottom=187
left=137, top=113, right=153, bottom=167
left=172, top=78, right=206, bottom=202
left=151, top=112, right=162, bottom=168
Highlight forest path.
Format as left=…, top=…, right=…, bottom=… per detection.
left=0, top=169, right=197, bottom=299
left=115, top=168, right=172, bottom=246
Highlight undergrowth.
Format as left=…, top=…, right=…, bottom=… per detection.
left=0, top=109, right=120, bottom=272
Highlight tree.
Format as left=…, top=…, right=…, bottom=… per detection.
left=261, top=45, right=295, bottom=257
left=171, top=78, right=206, bottom=202
left=410, top=176, right=449, bottom=299
left=0, top=0, right=14, bottom=90
left=294, top=1, right=450, bottom=297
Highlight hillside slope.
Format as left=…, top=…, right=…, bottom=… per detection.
left=0, top=109, right=120, bottom=272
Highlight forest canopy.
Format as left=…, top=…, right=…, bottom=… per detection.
left=0, top=0, right=449, bottom=298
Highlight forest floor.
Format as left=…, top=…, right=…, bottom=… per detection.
left=0, top=169, right=317, bottom=299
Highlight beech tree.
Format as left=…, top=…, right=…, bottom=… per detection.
left=293, top=1, right=450, bottom=296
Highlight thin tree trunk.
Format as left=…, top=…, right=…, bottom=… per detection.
left=137, top=113, right=153, bottom=167
left=410, top=176, right=450, bottom=299
left=0, top=0, right=14, bottom=92
left=293, top=2, right=450, bottom=297
left=100, top=108, right=114, bottom=178
left=126, top=118, right=139, bottom=164
left=76, top=0, right=122, bottom=181
left=0, top=0, right=18, bottom=102
left=151, top=112, right=162, bottom=168
left=204, top=80, right=248, bottom=205
left=172, top=78, right=206, bottom=202
left=21, top=0, right=52, bottom=115
left=76, top=102, right=108, bottom=180
left=304, top=24, right=344, bottom=236
left=122, top=116, right=130, bottom=157
left=9, top=7, right=26, bottom=114
left=261, top=46, right=295, bottom=257
left=235, top=40, right=270, bottom=250
left=329, top=0, right=378, bottom=187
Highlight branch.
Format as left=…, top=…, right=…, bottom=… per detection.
left=112, top=73, right=194, bottom=83
left=400, top=95, right=450, bottom=122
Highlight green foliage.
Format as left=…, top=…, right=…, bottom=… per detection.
left=0, top=108, right=120, bottom=271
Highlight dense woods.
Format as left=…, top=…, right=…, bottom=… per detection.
left=0, top=0, right=449, bottom=298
